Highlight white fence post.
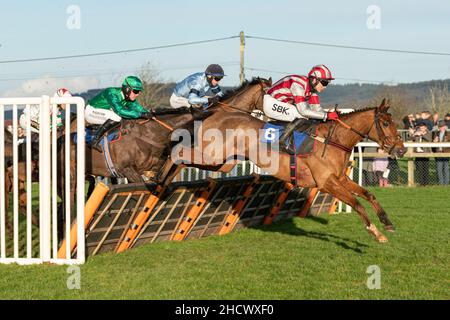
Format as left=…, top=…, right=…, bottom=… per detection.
left=39, top=96, right=51, bottom=262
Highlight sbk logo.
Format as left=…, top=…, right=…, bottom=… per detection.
left=271, top=104, right=289, bottom=115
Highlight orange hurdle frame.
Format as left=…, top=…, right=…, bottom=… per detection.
left=57, top=182, right=110, bottom=259
left=263, top=182, right=294, bottom=225
left=219, top=174, right=260, bottom=235
left=116, top=185, right=165, bottom=253
left=172, top=178, right=217, bottom=241
left=298, top=188, right=319, bottom=218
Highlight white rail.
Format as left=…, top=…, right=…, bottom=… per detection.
left=0, top=96, right=85, bottom=265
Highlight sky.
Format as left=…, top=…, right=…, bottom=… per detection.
left=0, top=0, right=449, bottom=97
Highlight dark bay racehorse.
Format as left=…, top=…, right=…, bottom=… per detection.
left=57, top=107, right=210, bottom=223
left=170, top=92, right=406, bottom=242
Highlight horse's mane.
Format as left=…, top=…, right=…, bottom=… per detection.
left=340, top=106, right=376, bottom=117
left=219, top=77, right=269, bottom=101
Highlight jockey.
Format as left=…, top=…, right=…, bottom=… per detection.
left=267, top=64, right=339, bottom=147
left=170, top=64, right=225, bottom=109
left=86, top=75, right=150, bottom=152
left=19, top=87, right=72, bottom=134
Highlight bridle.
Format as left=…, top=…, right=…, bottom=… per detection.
left=331, top=108, right=401, bottom=155
left=372, top=109, right=402, bottom=155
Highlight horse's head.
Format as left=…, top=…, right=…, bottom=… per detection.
left=369, top=99, right=407, bottom=158
left=219, top=77, right=272, bottom=112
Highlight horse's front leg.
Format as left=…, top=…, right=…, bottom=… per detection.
left=321, top=174, right=388, bottom=243
left=340, top=176, right=395, bottom=232
left=121, top=167, right=145, bottom=183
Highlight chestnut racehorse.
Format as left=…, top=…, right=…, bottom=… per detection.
left=170, top=96, right=406, bottom=243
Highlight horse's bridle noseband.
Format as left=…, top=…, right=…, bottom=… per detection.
left=373, top=109, right=402, bottom=155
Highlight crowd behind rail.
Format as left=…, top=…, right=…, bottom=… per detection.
left=360, top=111, right=450, bottom=187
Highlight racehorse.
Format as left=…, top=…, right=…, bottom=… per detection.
left=168, top=89, right=406, bottom=242
left=55, top=107, right=211, bottom=234
left=2, top=129, right=39, bottom=237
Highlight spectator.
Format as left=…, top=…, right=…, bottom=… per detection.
left=415, top=113, right=421, bottom=121
left=433, top=120, right=450, bottom=185
left=373, top=148, right=390, bottom=187
left=432, top=112, right=440, bottom=126
left=410, top=121, right=432, bottom=186
left=388, top=157, right=401, bottom=185
left=402, top=114, right=415, bottom=130
left=421, top=111, right=434, bottom=131
left=362, top=146, right=378, bottom=186
left=445, top=113, right=450, bottom=128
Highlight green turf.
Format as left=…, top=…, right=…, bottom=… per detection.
left=0, top=186, right=448, bottom=300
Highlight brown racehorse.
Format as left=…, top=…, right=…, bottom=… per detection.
left=170, top=97, right=406, bottom=243
left=156, top=77, right=273, bottom=182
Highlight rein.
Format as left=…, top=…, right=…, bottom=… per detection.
left=316, top=109, right=397, bottom=155
left=335, top=118, right=370, bottom=139
left=138, top=117, right=174, bottom=131
left=311, top=114, right=375, bottom=155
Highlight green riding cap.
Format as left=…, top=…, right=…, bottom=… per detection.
left=123, top=76, right=144, bottom=91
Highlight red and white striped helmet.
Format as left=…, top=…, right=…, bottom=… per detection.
left=308, top=65, right=335, bottom=80
left=54, top=88, right=72, bottom=98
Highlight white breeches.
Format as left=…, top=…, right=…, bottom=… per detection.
left=169, top=93, right=191, bottom=109
left=263, top=95, right=305, bottom=122
left=85, top=105, right=122, bottom=125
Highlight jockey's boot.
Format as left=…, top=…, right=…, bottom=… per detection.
left=91, top=119, right=120, bottom=153
left=278, top=118, right=303, bottom=155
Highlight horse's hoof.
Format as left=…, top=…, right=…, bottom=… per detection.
left=376, top=235, right=388, bottom=243
left=385, top=225, right=396, bottom=233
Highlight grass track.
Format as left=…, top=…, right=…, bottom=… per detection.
left=0, top=186, right=448, bottom=299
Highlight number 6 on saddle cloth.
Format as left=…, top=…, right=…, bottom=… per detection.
left=261, top=122, right=318, bottom=156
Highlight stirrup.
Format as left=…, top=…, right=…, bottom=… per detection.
left=281, top=136, right=295, bottom=155
left=91, top=138, right=103, bottom=153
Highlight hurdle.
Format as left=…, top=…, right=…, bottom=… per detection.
left=51, top=175, right=335, bottom=261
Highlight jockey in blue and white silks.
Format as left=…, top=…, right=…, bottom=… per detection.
left=170, top=64, right=225, bottom=108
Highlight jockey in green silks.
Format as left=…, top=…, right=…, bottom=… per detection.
left=85, top=76, right=152, bottom=152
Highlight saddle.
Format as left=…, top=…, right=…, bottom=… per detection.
left=286, top=119, right=318, bottom=154
left=78, top=124, right=122, bottom=146
left=262, top=119, right=319, bottom=156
